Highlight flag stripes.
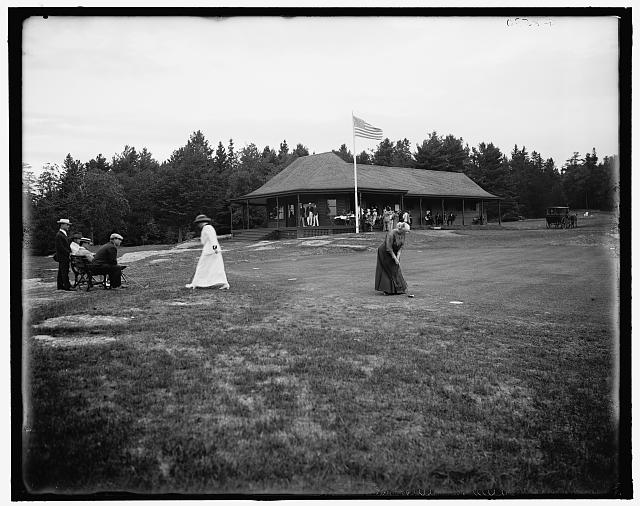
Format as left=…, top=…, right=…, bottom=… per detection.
left=352, top=115, right=383, bottom=140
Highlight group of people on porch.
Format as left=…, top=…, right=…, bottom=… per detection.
left=424, top=211, right=456, bottom=226
left=362, top=206, right=412, bottom=232
left=274, top=201, right=462, bottom=229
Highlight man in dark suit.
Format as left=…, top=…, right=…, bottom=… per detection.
left=55, top=218, right=73, bottom=290
left=91, top=233, right=125, bottom=288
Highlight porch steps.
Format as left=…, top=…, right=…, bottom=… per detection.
left=230, top=227, right=278, bottom=242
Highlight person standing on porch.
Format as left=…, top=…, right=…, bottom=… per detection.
left=185, top=214, right=230, bottom=290
left=299, top=204, right=306, bottom=227
left=375, top=222, right=410, bottom=295
left=307, top=203, right=314, bottom=226
left=383, top=206, right=392, bottom=231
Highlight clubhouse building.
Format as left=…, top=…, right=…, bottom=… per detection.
left=231, top=152, right=501, bottom=238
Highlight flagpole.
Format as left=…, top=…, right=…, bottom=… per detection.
left=352, top=113, right=359, bottom=234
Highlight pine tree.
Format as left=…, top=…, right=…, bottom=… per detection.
left=372, top=138, right=395, bottom=166
left=356, top=151, right=373, bottom=165
left=277, top=140, right=289, bottom=164
left=111, top=145, right=140, bottom=176
left=87, top=153, right=110, bottom=172
left=441, top=135, right=470, bottom=172
left=214, top=142, right=228, bottom=175
left=261, top=146, right=278, bottom=165
left=414, top=132, right=447, bottom=171
left=391, top=139, right=414, bottom=167
left=333, top=144, right=353, bottom=163
left=227, top=139, right=238, bottom=172
left=292, top=143, right=309, bottom=158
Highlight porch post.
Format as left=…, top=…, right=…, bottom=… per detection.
left=462, top=199, right=465, bottom=226
left=246, top=199, right=250, bottom=229
left=498, top=200, right=502, bottom=225
left=401, top=194, right=404, bottom=211
left=276, top=196, right=279, bottom=229
left=230, top=204, right=233, bottom=234
left=419, top=198, right=423, bottom=229
left=297, top=194, right=300, bottom=230
left=441, top=198, right=445, bottom=224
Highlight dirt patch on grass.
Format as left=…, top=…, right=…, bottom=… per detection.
left=34, top=314, right=132, bottom=331
left=24, top=278, right=46, bottom=288
left=300, top=240, right=332, bottom=247
left=119, top=248, right=196, bottom=264
left=329, top=244, right=368, bottom=251
left=33, top=334, right=117, bottom=347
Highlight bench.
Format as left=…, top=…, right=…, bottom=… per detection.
left=70, top=255, right=108, bottom=291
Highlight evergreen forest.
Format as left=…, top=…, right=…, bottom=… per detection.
left=23, top=130, right=619, bottom=255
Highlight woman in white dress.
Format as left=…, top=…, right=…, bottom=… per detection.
left=185, top=214, right=230, bottom=290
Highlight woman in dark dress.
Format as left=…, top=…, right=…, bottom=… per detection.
left=375, top=222, right=409, bottom=295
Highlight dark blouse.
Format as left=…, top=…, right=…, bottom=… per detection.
left=384, top=230, right=405, bottom=255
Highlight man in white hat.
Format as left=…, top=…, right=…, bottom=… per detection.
left=54, top=218, right=73, bottom=290
left=91, top=233, right=125, bottom=288
left=70, top=234, right=95, bottom=261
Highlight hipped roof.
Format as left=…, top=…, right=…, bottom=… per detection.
left=236, top=152, right=500, bottom=201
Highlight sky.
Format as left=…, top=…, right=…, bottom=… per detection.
left=20, top=14, right=620, bottom=175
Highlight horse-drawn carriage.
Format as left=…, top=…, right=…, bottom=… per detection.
left=545, top=206, right=577, bottom=229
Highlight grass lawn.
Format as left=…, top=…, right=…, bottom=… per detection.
left=19, top=213, right=622, bottom=496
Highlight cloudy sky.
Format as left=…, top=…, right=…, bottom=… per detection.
left=21, top=14, right=619, bottom=173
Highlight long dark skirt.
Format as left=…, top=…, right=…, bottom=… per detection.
left=375, top=244, right=407, bottom=294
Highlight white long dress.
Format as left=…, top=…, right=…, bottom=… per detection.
left=186, top=224, right=230, bottom=289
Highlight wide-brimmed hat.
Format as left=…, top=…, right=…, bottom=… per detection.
left=70, top=232, right=82, bottom=239
left=80, top=237, right=92, bottom=244
left=110, top=233, right=124, bottom=241
left=57, top=218, right=71, bottom=225
left=193, top=214, right=212, bottom=224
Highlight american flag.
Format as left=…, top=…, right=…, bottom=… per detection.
left=352, top=115, right=383, bottom=140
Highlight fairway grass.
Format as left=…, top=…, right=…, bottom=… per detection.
left=20, top=216, right=621, bottom=496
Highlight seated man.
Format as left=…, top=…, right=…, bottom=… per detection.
left=91, top=233, right=126, bottom=288
left=70, top=234, right=95, bottom=261
left=69, top=232, right=82, bottom=254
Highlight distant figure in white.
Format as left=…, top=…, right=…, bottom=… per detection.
left=185, top=214, right=230, bottom=290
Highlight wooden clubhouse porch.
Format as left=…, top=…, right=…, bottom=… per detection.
left=231, top=152, right=502, bottom=239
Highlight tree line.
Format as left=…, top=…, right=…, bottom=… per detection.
left=23, top=129, right=618, bottom=254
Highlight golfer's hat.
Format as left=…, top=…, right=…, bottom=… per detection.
left=110, top=233, right=124, bottom=241
left=80, top=237, right=92, bottom=244
left=193, top=214, right=212, bottom=224
left=57, top=218, right=72, bottom=225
